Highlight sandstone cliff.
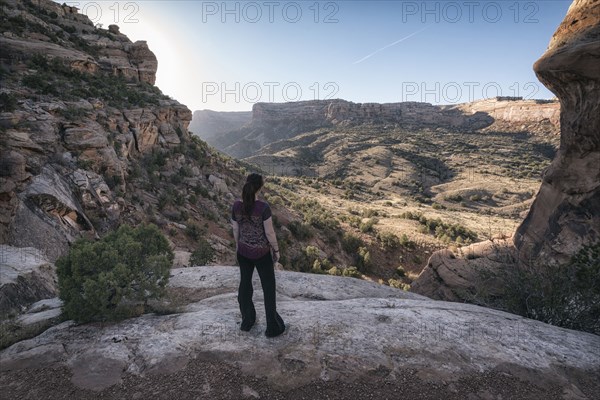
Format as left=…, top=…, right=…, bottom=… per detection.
left=211, top=98, right=559, bottom=158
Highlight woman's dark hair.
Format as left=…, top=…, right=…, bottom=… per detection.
left=242, top=173, right=264, bottom=216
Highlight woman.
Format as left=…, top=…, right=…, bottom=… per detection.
left=231, top=173, right=286, bottom=337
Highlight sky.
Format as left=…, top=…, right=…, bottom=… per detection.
left=63, top=1, right=572, bottom=111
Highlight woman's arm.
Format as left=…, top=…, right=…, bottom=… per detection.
left=263, top=217, right=280, bottom=261
left=232, top=220, right=239, bottom=250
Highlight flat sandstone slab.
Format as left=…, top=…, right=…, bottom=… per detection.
left=1, top=266, right=598, bottom=396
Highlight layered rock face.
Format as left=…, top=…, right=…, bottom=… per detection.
left=0, top=0, right=193, bottom=260
left=514, top=0, right=600, bottom=266
left=212, top=98, right=559, bottom=158
left=0, top=0, right=157, bottom=85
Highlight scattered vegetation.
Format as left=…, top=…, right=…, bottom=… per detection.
left=400, top=211, right=477, bottom=244
left=359, top=218, right=378, bottom=233
left=341, top=232, right=364, bottom=253
left=292, top=198, right=340, bottom=231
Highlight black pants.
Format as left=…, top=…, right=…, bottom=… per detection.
left=237, top=252, right=285, bottom=336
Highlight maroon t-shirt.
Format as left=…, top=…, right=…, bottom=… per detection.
left=231, top=200, right=272, bottom=259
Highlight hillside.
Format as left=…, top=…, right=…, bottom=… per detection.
left=190, top=97, right=561, bottom=286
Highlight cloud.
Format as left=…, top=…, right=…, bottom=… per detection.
left=352, top=26, right=430, bottom=65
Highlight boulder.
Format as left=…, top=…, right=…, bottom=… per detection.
left=62, top=123, right=109, bottom=150
left=108, top=25, right=120, bottom=35
left=208, top=174, right=229, bottom=194
left=410, top=239, right=515, bottom=302
left=0, top=245, right=58, bottom=319
left=8, top=166, right=94, bottom=262
left=129, top=41, right=158, bottom=85
left=16, top=297, right=63, bottom=326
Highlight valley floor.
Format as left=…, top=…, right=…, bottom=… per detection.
left=2, top=357, right=598, bottom=400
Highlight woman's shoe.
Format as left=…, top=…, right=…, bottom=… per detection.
left=240, top=319, right=255, bottom=331
left=265, top=323, right=286, bottom=338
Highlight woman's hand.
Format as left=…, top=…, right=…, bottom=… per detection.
left=272, top=249, right=280, bottom=264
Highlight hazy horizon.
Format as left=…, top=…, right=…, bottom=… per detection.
left=65, top=0, right=571, bottom=111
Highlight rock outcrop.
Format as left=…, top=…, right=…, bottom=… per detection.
left=1, top=266, right=598, bottom=396
left=412, top=0, right=599, bottom=300
left=0, top=245, right=57, bottom=318
left=514, top=0, right=600, bottom=266
left=409, top=239, right=515, bottom=302
left=0, top=0, right=157, bottom=84
left=1, top=96, right=192, bottom=260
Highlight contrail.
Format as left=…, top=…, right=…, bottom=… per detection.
left=352, top=26, right=429, bottom=65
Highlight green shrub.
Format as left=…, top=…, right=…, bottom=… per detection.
left=170, top=173, right=183, bottom=185
left=364, top=209, right=379, bottom=218
left=56, top=224, right=173, bottom=323
left=0, top=92, right=18, bottom=112
left=327, top=266, right=341, bottom=276
left=185, top=223, right=203, bottom=240
left=342, top=266, right=361, bottom=278
left=310, top=259, right=327, bottom=274
left=292, top=198, right=340, bottom=231
left=305, top=245, right=320, bottom=258
left=194, top=185, right=210, bottom=198
left=341, top=232, right=364, bottom=253
left=104, top=173, right=122, bottom=190
left=190, top=238, right=215, bottom=266
left=356, top=246, right=371, bottom=272
left=396, top=266, right=406, bottom=277
left=288, top=220, right=313, bottom=240
left=359, top=218, right=377, bottom=233
left=444, top=193, right=463, bottom=202
left=399, top=212, right=477, bottom=243
left=377, top=231, right=400, bottom=249
left=388, top=279, right=410, bottom=291
left=501, top=244, right=600, bottom=335
left=346, top=215, right=362, bottom=228
left=399, top=233, right=415, bottom=249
